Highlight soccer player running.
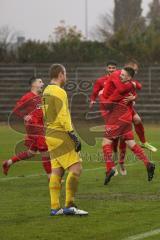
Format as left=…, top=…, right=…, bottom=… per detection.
left=90, top=61, right=120, bottom=174
left=42, top=64, right=88, bottom=216
left=2, top=77, right=51, bottom=180
left=102, top=67, right=155, bottom=185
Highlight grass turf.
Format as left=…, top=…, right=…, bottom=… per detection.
left=0, top=124, right=160, bottom=240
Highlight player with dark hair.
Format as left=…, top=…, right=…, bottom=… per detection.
left=102, top=67, right=155, bottom=185
left=2, top=77, right=51, bottom=179
left=90, top=60, right=117, bottom=108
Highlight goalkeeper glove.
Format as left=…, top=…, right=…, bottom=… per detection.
left=68, top=131, right=81, bottom=152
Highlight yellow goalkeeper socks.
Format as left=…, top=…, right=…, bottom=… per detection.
left=65, top=172, right=79, bottom=208
left=49, top=174, right=61, bottom=210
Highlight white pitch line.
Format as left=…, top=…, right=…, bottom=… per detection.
left=0, top=162, right=139, bottom=182
left=0, top=167, right=104, bottom=182
left=123, top=228, right=160, bottom=240
left=83, top=167, right=104, bottom=172
left=0, top=173, right=46, bottom=181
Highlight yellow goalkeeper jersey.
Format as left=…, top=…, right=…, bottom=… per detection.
left=42, top=84, right=73, bottom=132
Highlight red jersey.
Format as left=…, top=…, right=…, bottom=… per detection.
left=102, top=70, right=135, bottom=100
left=107, top=81, right=141, bottom=104
left=90, top=74, right=110, bottom=101
left=13, top=91, right=43, bottom=127
left=101, top=70, right=140, bottom=123
left=102, top=70, right=142, bottom=105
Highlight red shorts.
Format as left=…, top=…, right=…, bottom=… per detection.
left=121, top=131, right=134, bottom=141
left=104, top=103, right=133, bottom=139
left=105, top=123, right=133, bottom=140
left=25, top=135, right=48, bottom=152
left=24, top=124, right=47, bottom=152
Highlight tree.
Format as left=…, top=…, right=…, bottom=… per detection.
left=147, top=0, right=160, bottom=30
left=0, top=25, right=18, bottom=62
left=49, top=20, right=83, bottom=42
left=113, top=0, right=145, bottom=33
left=17, top=41, right=51, bottom=63
left=93, top=12, right=114, bottom=41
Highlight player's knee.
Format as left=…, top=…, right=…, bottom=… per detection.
left=74, top=165, right=82, bottom=176
left=41, top=151, right=49, bottom=158
left=126, top=140, right=136, bottom=149
left=102, top=137, right=112, bottom=147
left=27, top=150, right=36, bottom=157
left=52, top=167, right=64, bottom=177
left=69, top=162, right=82, bottom=176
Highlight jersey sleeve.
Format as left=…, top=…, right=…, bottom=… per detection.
left=108, top=88, right=138, bottom=103
left=132, top=80, right=142, bottom=90
left=90, top=77, right=104, bottom=101
left=12, top=95, right=28, bottom=118
left=55, top=90, right=73, bottom=132
left=111, top=76, right=134, bottom=94
left=107, top=90, right=124, bottom=102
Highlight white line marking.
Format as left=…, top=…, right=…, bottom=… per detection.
left=0, top=167, right=104, bottom=181
left=0, top=162, right=138, bottom=182
left=0, top=173, right=46, bottom=181
left=123, top=228, right=160, bottom=240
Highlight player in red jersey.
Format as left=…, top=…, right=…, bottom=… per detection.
left=102, top=67, right=155, bottom=185
left=2, top=77, right=51, bottom=179
left=90, top=60, right=120, bottom=172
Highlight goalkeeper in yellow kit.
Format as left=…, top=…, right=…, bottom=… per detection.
left=42, top=64, right=88, bottom=216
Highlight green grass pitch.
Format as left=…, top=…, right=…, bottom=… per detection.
left=0, top=124, right=159, bottom=240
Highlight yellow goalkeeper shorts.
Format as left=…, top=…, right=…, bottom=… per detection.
left=45, top=130, right=81, bottom=170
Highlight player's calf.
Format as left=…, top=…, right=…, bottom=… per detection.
left=126, top=140, right=155, bottom=181
left=2, top=150, right=34, bottom=175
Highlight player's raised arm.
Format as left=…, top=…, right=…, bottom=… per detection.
left=90, top=77, right=106, bottom=103
left=132, top=80, right=142, bottom=90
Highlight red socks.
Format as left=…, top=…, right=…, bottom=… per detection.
left=112, top=138, right=119, bottom=153
left=42, top=157, right=52, bottom=174
left=119, top=140, right=126, bottom=165
left=134, top=122, right=146, bottom=144
left=11, top=151, right=32, bottom=163
left=103, top=144, right=115, bottom=173
left=11, top=152, right=51, bottom=175
left=131, top=144, right=149, bottom=166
